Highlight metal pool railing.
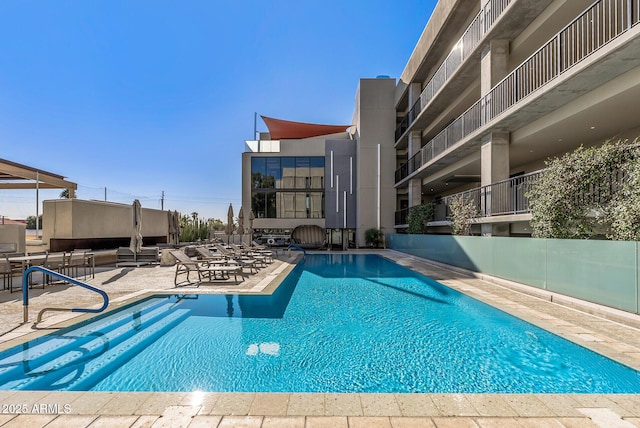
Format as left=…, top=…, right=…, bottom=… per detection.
left=22, top=266, right=109, bottom=323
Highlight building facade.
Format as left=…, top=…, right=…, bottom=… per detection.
left=241, top=78, right=396, bottom=248
left=242, top=0, right=640, bottom=244
left=393, top=0, right=640, bottom=236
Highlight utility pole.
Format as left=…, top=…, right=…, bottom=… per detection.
left=161, top=191, right=165, bottom=210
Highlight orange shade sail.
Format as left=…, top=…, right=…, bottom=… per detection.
left=261, top=116, right=351, bottom=140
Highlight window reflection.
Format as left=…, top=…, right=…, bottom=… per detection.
left=250, top=156, right=325, bottom=219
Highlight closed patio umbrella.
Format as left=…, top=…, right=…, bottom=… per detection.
left=130, top=199, right=143, bottom=253
left=248, top=210, right=255, bottom=244
left=237, top=207, right=245, bottom=236
left=225, top=203, right=234, bottom=244
left=168, top=210, right=175, bottom=245
left=168, top=210, right=180, bottom=245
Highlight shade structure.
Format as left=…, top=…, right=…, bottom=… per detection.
left=261, top=116, right=351, bottom=140
left=237, top=206, right=245, bottom=236
left=129, top=199, right=143, bottom=253
left=225, top=203, right=234, bottom=244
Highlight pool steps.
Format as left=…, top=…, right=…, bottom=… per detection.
left=0, top=297, right=190, bottom=391
left=0, top=298, right=169, bottom=371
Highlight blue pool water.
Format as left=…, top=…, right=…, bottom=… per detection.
left=1, top=253, right=639, bottom=393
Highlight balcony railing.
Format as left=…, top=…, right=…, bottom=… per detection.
left=396, top=0, right=640, bottom=184
left=437, top=171, right=541, bottom=221
left=395, top=0, right=513, bottom=142
left=395, top=171, right=541, bottom=226
left=395, top=207, right=410, bottom=225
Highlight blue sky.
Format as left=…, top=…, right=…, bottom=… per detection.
left=1, top=0, right=435, bottom=221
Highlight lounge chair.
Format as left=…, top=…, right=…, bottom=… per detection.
left=170, top=250, right=243, bottom=285
left=213, top=244, right=262, bottom=273
left=227, top=243, right=269, bottom=265
left=195, top=246, right=227, bottom=262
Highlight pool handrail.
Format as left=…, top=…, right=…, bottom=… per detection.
left=287, top=244, right=307, bottom=256
left=22, top=266, right=109, bottom=323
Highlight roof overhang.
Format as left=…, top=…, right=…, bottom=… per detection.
left=261, top=116, right=351, bottom=140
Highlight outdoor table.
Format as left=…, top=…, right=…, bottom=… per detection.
left=7, top=254, right=48, bottom=275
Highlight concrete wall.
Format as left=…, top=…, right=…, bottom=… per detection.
left=0, top=224, right=26, bottom=254
left=42, top=199, right=169, bottom=251
left=354, top=78, right=397, bottom=246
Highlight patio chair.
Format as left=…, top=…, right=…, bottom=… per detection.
left=213, top=244, right=261, bottom=273
left=195, top=246, right=227, bottom=262
left=0, top=255, right=21, bottom=290
left=43, top=252, right=67, bottom=285
left=227, top=243, right=269, bottom=266
left=66, top=250, right=89, bottom=280
left=169, top=250, right=244, bottom=286
left=22, top=251, right=48, bottom=290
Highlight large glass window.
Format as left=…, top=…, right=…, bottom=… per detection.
left=250, top=156, right=325, bottom=218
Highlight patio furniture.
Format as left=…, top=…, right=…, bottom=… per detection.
left=227, top=243, right=269, bottom=266
left=43, top=252, right=67, bottom=285
left=169, top=250, right=244, bottom=286
left=195, top=246, right=227, bottom=262
left=116, top=247, right=160, bottom=267
left=67, top=250, right=89, bottom=279
left=213, top=244, right=261, bottom=273
left=0, top=254, right=20, bottom=290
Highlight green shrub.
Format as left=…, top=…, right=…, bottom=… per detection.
left=407, top=202, right=435, bottom=234
left=364, top=228, right=384, bottom=248
left=448, top=194, right=477, bottom=236
left=527, top=139, right=640, bottom=239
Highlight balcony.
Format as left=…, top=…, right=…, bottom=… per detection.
left=395, top=0, right=514, bottom=143
left=396, top=0, right=640, bottom=185
left=395, top=171, right=540, bottom=226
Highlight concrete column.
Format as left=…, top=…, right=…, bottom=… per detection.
left=481, top=132, right=510, bottom=187
left=408, top=82, right=422, bottom=106
left=481, top=132, right=510, bottom=236
left=481, top=40, right=510, bottom=96
left=408, top=131, right=422, bottom=208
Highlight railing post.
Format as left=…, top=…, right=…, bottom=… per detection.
left=22, top=268, right=30, bottom=323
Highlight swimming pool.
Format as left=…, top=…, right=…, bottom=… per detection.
left=0, top=253, right=639, bottom=393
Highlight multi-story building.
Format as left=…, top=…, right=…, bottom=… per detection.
left=241, top=78, right=396, bottom=248
left=394, top=0, right=640, bottom=236
left=242, top=0, right=640, bottom=245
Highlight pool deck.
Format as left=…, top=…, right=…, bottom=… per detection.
left=1, top=249, right=640, bottom=427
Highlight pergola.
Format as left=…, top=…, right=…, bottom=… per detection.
left=0, top=158, right=77, bottom=195
left=0, top=158, right=77, bottom=229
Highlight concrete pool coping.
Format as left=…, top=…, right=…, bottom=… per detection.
left=1, top=249, right=640, bottom=427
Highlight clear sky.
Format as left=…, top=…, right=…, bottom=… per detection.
left=0, top=0, right=436, bottom=222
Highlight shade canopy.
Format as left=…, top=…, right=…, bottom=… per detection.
left=0, top=158, right=77, bottom=193
left=261, top=116, right=351, bottom=140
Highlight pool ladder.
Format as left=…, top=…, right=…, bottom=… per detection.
left=22, top=266, right=109, bottom=324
